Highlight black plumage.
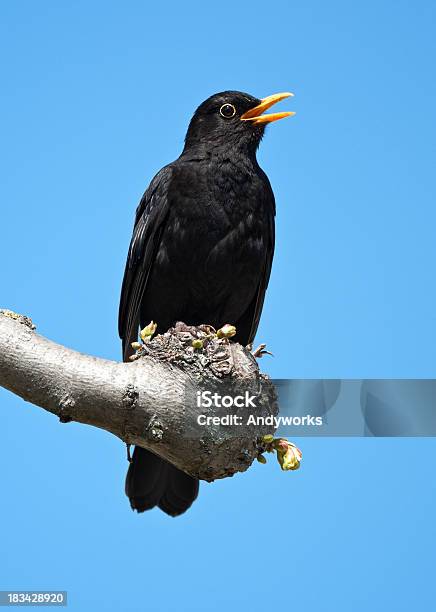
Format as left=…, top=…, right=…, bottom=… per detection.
left=119, top=90, right=292, bottom=516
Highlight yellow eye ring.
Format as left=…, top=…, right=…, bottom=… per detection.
left=219, top=103, right=236, bottom=118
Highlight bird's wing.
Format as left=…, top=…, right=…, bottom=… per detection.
left=118, top=166, right=172, bottom=360
left=237, top=180, right=276, bottom=346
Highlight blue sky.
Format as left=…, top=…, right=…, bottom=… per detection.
left=1, top=1, right=436, bottom=610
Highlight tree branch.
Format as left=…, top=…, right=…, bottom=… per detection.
left=0, top=310, right=277, bottom=481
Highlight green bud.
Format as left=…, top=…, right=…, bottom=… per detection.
left=257, top=454, right=267, bottom=464
left=140, top=321, right=157, bottom=341
left=192, top=339, right=204, bottom=349
left=131, top=342, right=142, bottom=350
left=217, top=324, right=237, bottom=339
left=262, top=434, right=274, bottom=444
left=278, top=443, right=302, bottom=471
left=274, top=439, right=289, bottom=452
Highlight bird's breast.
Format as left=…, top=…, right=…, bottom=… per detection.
left=163, top=172, right=268, bottom=297
left=143, top=159, right=273, bottom=329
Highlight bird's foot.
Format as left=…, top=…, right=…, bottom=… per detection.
left=252, top=343, right=273, bottom=359
left=190, top=324, right=236, bottom=350
left=257, top=435, right=302, bottom=471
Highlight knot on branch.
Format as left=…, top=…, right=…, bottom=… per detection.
left=129, top=322, right=278, bottom=481
left=0, top=309, right=36, bottom=330
left=131, top=321, right=259, bottom=382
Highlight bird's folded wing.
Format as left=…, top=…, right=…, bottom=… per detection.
left=242, top=218, right=275, bottom=346
left=118, top=166, right=172, bottom=360
left=235, top=179, right=276, bottom=346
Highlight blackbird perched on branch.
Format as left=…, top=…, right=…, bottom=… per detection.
left=119, top=90, right=294, bottom=516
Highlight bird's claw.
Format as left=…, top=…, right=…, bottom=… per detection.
left=258, top=435, right=302, bottom=471
left=252, top=343, right=273, bottom=359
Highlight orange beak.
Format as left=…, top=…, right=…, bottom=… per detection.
left=240, top=92, right=295, bottom=125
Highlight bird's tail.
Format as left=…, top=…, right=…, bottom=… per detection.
left=125, top=446, right=199, bottom=517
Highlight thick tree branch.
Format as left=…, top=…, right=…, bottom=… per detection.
left=0, top=310, right=277, bottom=481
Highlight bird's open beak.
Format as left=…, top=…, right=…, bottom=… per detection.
left=241, top=92, right=295, bottom=125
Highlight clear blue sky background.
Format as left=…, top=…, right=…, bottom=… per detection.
left=1, top=1, right=436, bottom=610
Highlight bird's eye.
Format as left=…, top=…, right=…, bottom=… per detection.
left=219, top=103, right=236, bottom=119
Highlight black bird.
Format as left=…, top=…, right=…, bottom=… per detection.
left=119, top=90, right=294, bottom=516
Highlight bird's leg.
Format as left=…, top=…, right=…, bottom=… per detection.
left=126, top=444, right=132, bottom=463
left=257, top=435, right=302, bottom=471
left=252, top=343, right=273, bottom=359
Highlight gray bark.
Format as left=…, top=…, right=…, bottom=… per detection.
left=0, top=310, right=277, bottom=481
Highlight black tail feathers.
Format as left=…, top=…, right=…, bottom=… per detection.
left=125, top=446, right=199, bottom=517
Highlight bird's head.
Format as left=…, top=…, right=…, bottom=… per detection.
left=183, top=90, right=294, bottom=157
